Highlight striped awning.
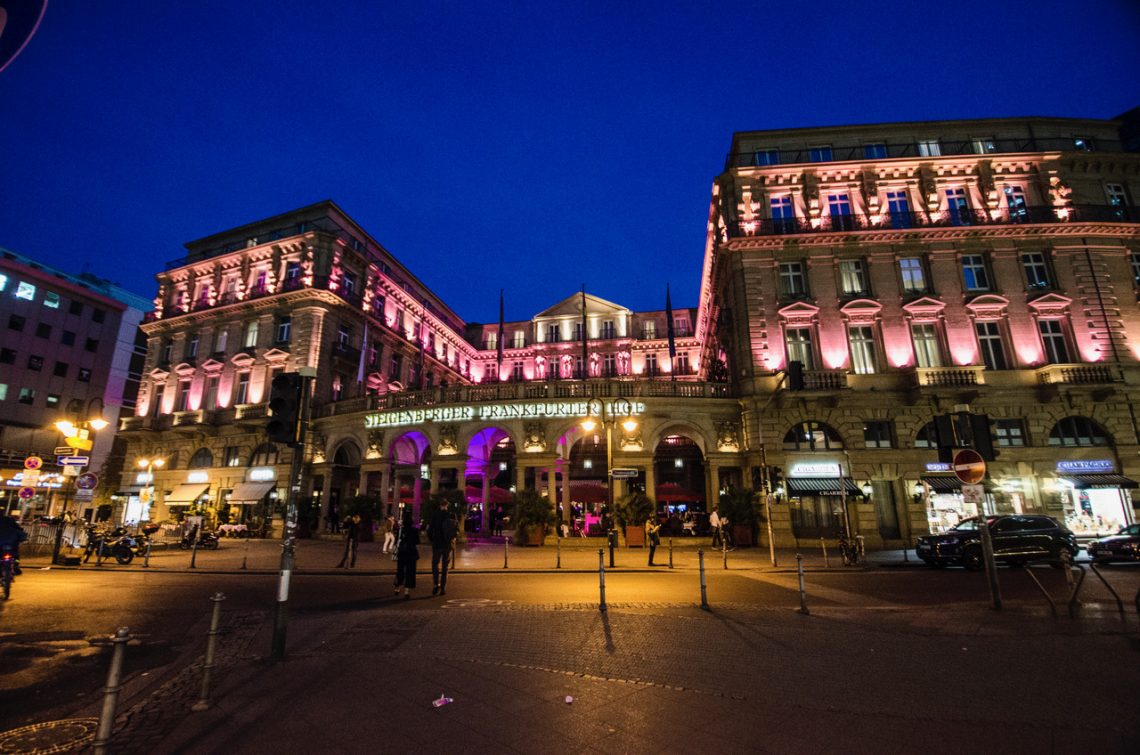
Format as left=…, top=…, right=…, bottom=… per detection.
left=1061, top=474, right=1138, bottom=490
left=786, top=477, right=862, bottom=495
left=922, top=476, right=964, bottom=493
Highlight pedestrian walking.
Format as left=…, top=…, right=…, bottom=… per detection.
left=394, top=511, right=419, bottom=599
left=428, top=506, right=458, bottom=596
left=646, top=517, right=662, bottom=565
left=709, top=509, right=722, bottom=547
left=722, top=515, right=735, bottom=550
left=380, top=514, right=396, bottom=554
left=336, top=514, right=361, bottom=568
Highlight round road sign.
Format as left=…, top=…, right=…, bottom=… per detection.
left=953, top=449, right=986, bottom=485
left=76, top=472, right=99, bottom=490
left=18, top=486, right=36, bottom=499
left=24, top=456, right=43, bottom=470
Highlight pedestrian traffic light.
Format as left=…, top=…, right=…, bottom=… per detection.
left=266, top=372, right=303, bottom=445
left=787, top=360, right=804, bottom=390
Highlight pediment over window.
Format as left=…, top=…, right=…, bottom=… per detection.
left=201, top=358, right=225, bottom=373
left=777, top=301, right=820, bottom=326
left=1026, top=292, right=1073, bottom=315
left=901, top=296, right=947, bottom=321
left=148, top=367, right=170, bottom=381
left=173, top=362, right=197, bottom=376
left=838, top=299, right=882, bottom=325
left=263, top=348, right=290, bottom=364
left=230, top=351, right=255, bottom=368
left=964, top=294, right=1010, bottom=318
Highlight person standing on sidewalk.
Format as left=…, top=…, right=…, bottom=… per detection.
left=394, top=510, right=419, bottom=598
left=337, top=514, right=361, bottom=568
left=380, top=514, right=395, bottom=554
left=646, top=517, right=662, bottom=566
left=709, top=509, right=722, bottom=547
left=428, top=507, right=457, bottom=596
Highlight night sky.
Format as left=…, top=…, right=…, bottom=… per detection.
left=1, top=1, right=1137, bottom=322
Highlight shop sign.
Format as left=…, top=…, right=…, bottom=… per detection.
left=961, top=484, right=985, bottom=504
left=248, top=467, right=276, bottom=482
left=135, top=472, right=153, bottom=485
left=1055, top=459, right=1115, bottom=474
left=925, top=462, right=952, bottom=472
left=789, top=462, right=841, bottom=478
left=186, top=471, right=210, bottom=483
left=364, top=400, right=646, bottom=429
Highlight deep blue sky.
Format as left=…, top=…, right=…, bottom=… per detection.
left=1, top=1, right=1137, bottom=322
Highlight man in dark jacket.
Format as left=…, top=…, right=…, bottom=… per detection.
left=427, top=507, right=457, bottom=596
left=0, top=513, right=28, bottom=575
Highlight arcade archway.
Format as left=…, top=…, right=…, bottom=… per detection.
left=465, top=427, right=516, bottom=533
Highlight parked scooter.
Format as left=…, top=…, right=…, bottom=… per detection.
left=179, top=526, right=220, bottom=550
left=83, top=526, right=137, bottom=565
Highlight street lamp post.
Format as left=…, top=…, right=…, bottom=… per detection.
left=136, top=457, right=166, bottom=523
left=581, top=397, right=638, bottom=535
left=51, top=399, right=108, bottom=565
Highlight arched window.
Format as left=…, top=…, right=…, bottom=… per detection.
left=249, top=443, right=279, bottom=466
left=188, top=447, right=214, bottom=469
left=914, top=421, right=939, bottom=448
left=783, top=421, right=845, bottom=451
left=1048, top=416, right=1110, bottom=447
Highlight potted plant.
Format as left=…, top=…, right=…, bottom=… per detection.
left=718, top=488, right=760, bottom=547
left=615, top=492, right=655, bottom=547
left=511, top=489, right=558, bottom=546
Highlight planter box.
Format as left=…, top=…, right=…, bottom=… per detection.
left=519, top=524, right=546, bottom=547
left=625, top=525, right=646, bottom=547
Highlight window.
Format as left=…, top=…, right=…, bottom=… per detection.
left=848, top=326, right=877, bottom=374
left=785, top=327, right=816, bottom=370
left=0, top=384, right=6, bottom=400
left=512, top=361, right=525, bottom=381
left=8, top=314, right=25, bottom=331
left=864, top=143, right=887, bottom=159
left=783, top=421, right=844, bottom=451
left=675, top=352, right=690, bottom=374
left=371, top=294, right=386, bottom=319
left=887, top=190, right=912, bottom=228
left=54, top=361, right=68, bottom=377
left=0, top=348, right=13, bottom=364
left=176, top=378, right=192, bottom=412
left=341, top=271, right=357, bottom=296
left=809, top=145, right=832, bottom=162
left=204, top=375, right=219, bottom=409
left=827, top=193, right=854, bottom=230
left=914, top=421, right=939, bottom=448
left=18, top=387, right=36, bottom=404
left=779, top=261, right=807, bottom=297
left=234, top=373, right=250, bottom=405
left=645, top=353, right=658, bottom=375
left=77, top=368, right=92, bottom=382
left=838, top=259, right=867, bottom=295
left=1132, top=252, right=1140, bottom=286
left=36, top=322, right=51, bottom=338
left=961, top=255, right=990, bottom=291
left=1038, top=320, right=1071, bottom=364
left=15, top=281, right=36, bottom=301
left=284, top=261, right=302, bottom=285
left=151, top=383, right=165, bottom=416
left=753, top=149, right=779, bottom=166
left=44, top=291, right=60, bottom=309
left=276, top=316, right=291, bottom=343
left=243, top=320, right=259, bottom=349
left=899, top=257, right=927, bottom=293
left=92, top=308, right=106, bottom=324
left=68, top=300, right=83, bottom=315
left=389, top=353, right=403, bottom=382
left=573, top=322, right=585, bottom=342
left=1005, top=185, right=1028, bottom=222
left=27, top=355, right=43, bottom=371
left=549, top=358, right=561, bottom=380
left=186, top=333, right=199, bottom=359
left=0, top=274, right=6, bottom=292
left=223, top=446, right=242, bottom=467
left=85, top=338, right=99, bottom=353
left=911, top=323, right=943, bottom=368
left=995, top=419, right=1027, bottom=447
left=249, top=443, right=279, bottom=467
left=215, top=329, right=228, bottom=354
left=917, top=139, right=941, bottom=156
left=946, top=188, right=972, bottom=226
left=189, top=448, right=214, bottom=469
left=1073, top=137, right=1094, bottom=152
left=975, top=321, right=1008, bottom=370
left=642, top=321, right=657, bottom=339
left=603, top=353, right=616, bottom=376
left=863, top=421, right=893, bottom=448
left=1022, top=252, right=1052, bottom=289
left=1048, top=416, right=1108, bottom=446
left=61, top=330, right=75, bottom=346
left=547, top=324, right=560, bottom=343
left=675, top=318, right=691, bottom=337
left=1106, top=183, right=1130, bottom=220
left=971, top=137, right=996, bottom=154
left=770, top=196, right=796, bottom=233
left=601, top=320, right=615, bottom=339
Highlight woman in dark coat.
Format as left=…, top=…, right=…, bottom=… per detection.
left=394, top=510, right=419, bottom=599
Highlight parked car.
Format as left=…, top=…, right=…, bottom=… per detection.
left=1086, top=524, right=1140, bottom=564
left=915, top=515, right=1078, bottom=570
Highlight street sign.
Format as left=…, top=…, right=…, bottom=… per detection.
left=953, top=449, right=986, bottom=485
left=76, top=472, right=99, bottom=490
left=610, top=468, right=639, bottom=479
left=55, top=446, right=75, bottom=456
left=24, top=456, right=43, bottom=470
left=18, top=486, right=36, bottom=499
left=58, top=456, right=90, bottom=466
left=21, top=470, right=40, bottom=486
left=62, top=466, right=80, bottom=477
left=66, top=436, right=94, bottom=451
left=75, top=488, right=94, bottom=501
left=961, top=483, right=985, bottom=504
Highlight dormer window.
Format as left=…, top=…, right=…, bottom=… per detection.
left=863, top=143, right=887, bottom=159
left=809, top=146, right=832, bottom=162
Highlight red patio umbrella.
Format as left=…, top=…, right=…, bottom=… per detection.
left=655, top=483, right=705, bottom=503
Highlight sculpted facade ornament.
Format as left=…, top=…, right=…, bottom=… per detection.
left=523, top=422, right=547, bottom=452
left=310, top=431, right=328, bottom=463
left=366, top=428, right=385, bottom=459
left=438, top=424, right=459, bottom=455
left=619, top=424, right=643, bottom=451
left=716, top=420, right=741, bottom=452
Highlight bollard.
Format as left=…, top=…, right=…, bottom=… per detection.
left=92, top=627, right=130, bottom=755
left=722, top=538, right=728, bottom=570
left=608, top=530, right=616, bottom=568
left=241, top=536, right=251, bottom=570
left=503, top=536, right=509, bottom=569
left=189, top=536, right=199, bottom=570
left=668, top=538, right=674, bottom=569
left=556, top=536, right=561, bottom=569
left=598, top=549, right=607, bottom=613
left=903, top=538, right=910, bottom=563
left=143, top=541, right=151, bottom=569
left=698, top=549, right=709, bottom=610
left=96, top=538, right=105, bottom=567
left=192, top=592, right=226, bottom=712
left=796, top=554, right=810, bottom=615
left=820, top=538, right=829, bottom=568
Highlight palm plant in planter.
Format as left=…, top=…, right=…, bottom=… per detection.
left=511, top=489, right=558, bottom=546
left=718, top=488, right=761, bottom=547
left=615, top=492, right=655, bottom=547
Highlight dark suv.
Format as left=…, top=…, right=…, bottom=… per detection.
left=915, top=515, right=1079, bottom=570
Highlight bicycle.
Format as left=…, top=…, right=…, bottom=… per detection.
left=1, top=547, right=16, bottom=599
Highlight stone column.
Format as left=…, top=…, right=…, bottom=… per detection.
left=644, top=461, right=657, bottom=503
left=704, top=461, right=720, bottom=512
left=481, top=463, right=493, bottom=532
left=560, top=469, right=571, bottom=523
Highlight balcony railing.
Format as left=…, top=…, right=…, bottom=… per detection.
left=801, top=369, right=848, bottom=391
left=1036, top=364, right=1118, bottom=385
left=912, top=366, right=985, bottom=387
left=724, top=137, right=1124, bottom=169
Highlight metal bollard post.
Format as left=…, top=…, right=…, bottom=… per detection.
left=503, top=536, right=509, bottom=569
left=903, top=538, right=910, bottom=563
left=698, top=549, right=709, bottom=610
left=668, top=538, right=673, bottom=569
left=192, top=592, right=226, bottom=711
left=143, top=541, right=151, bottom=569
left=92, top=627, right=130, bottom=755
left=556, top=536, right=561, bottom=569
left=241, top=536, right=251, bottom=570
left=189, top=537, right=199, bottom=570
left=96, top=538, right=105, bottom=567
left=796, top=554, right=810, bottom=615
left=820, top=537, right=829, bottom=568
left=598, top=549, right=607, bottom=613
left=722, top=538, right=728, bottom=570
left=608, top=531, right=616, bottom=568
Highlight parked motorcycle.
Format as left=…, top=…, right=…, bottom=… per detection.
left=179, top=526, right=219, bottom=550
left=83, top=526, right=137, bottom=565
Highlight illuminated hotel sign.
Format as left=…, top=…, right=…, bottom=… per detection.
left=925, top=462, right=953, bottom=472
left=1055, top=459, right=1115, bottom=474
left=789, top=462, right=841, bottom=478
left=364, top=400, right=647, bottom=429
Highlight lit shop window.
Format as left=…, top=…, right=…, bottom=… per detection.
left=15, top=281, right=36, bottom=301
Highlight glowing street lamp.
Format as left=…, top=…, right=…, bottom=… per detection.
left=51, top=398, right=109, bottom=564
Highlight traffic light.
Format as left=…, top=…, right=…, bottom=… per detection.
left=787, top=360, right=805, bottom=390
left=933, top=411, right=996, bottom=462
left=266, top=372, right=303, bottom=445
left=768, top=466, right=783, bottom=494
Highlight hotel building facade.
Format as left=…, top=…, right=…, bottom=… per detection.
left=118, top=111, right=1140, bottom=547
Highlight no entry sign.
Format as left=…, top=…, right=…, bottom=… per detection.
left=953, top=449, right=986, bottom=485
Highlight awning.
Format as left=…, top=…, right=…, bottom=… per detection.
left=228, top=481, right=275, bottom=504
left=165, top=484, right=210, bottom=504
left=1061, top=474, right=1139, bottom=490
left=786, top=477, right=862, bottom=495
left=922, top=476, right=964, bottom=493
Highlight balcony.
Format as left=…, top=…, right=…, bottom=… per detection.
left=912, top=366, right=986, bottom=387
left=332, top=343, right=362, bottom=364
left=1036, top=364, right=1118, bottom=385
left=172, top=409, right=206, bottom=430
left=801, top=369, right=848, bottom=391
left=234, top=403, right=268, bottom=422
left=119, top=415, right=173, bottom=432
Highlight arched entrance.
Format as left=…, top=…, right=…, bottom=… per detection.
left=653, top=432, right=706, bottom=534
left=465, top=427, right=515, bottom=534
left=388, top=431, right=431, bottom=521
left=567, top=430, right=610, bottom=536
left=328, top=440, right=362, bottom=531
